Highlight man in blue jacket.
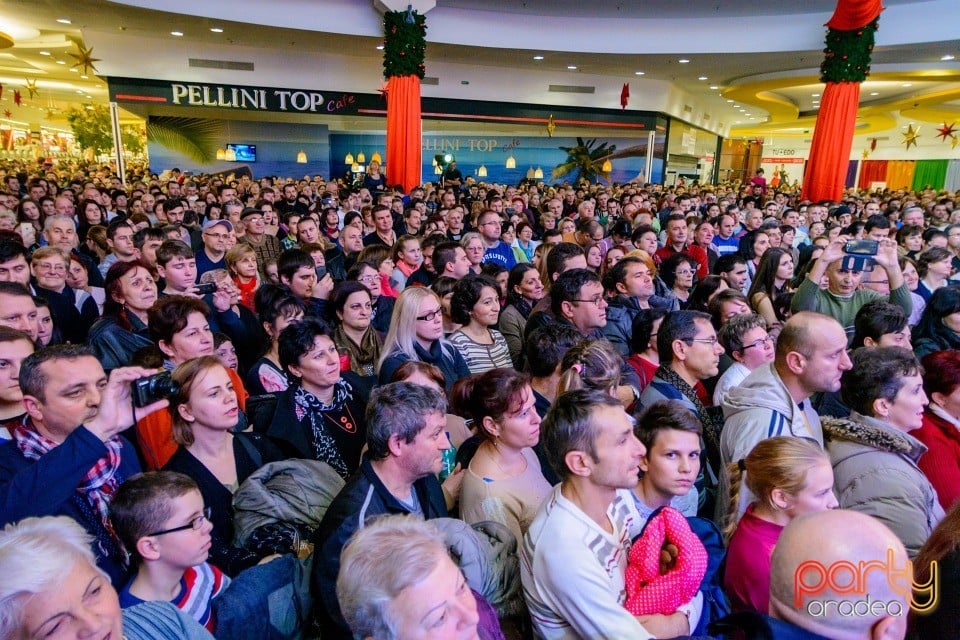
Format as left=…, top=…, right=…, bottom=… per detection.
left=311, top=382, right=451, bottom=639
left=0, top=344, right=168, bottom=586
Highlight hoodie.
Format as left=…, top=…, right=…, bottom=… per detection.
left=718, top=363, right=822, bottom=521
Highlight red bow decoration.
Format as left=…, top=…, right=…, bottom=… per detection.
left=620, top=83, right=630, bottom=110
left=13, top=90, right=21, bottom=106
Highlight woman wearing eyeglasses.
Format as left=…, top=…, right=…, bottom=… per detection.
left=378, top=287, right=470, bottom=392
left=163, top=357, right=284, bottom=576
left=659, top=252, right=698, bottom=310
left=714, top=313, right=775, bottom=406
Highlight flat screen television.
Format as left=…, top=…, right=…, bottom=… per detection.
left=226, top=143, right=256, bottom=162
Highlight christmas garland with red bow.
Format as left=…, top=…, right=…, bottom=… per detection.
left=382, top=9, right=427, bottom=79
left=820, top=18, right=878, bottom=83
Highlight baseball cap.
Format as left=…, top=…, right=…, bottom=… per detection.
left=202, top=219, right=233, bottom=232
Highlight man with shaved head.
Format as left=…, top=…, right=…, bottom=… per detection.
left=768, top=510, right=909, bottom=640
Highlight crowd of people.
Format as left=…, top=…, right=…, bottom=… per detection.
left=0, top=157, right=959, bottom=640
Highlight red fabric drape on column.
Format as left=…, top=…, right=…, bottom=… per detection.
left=386, top=75, right=422, bottom=193
left=801, top=82, right=860, bottom=202
left=857, top=159, right=889, bottom=189
left=826, top=0, right=882, bottom=30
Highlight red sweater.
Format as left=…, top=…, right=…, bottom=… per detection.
left=654, top=243, right=709, bottom=279
left=914, top=410, right=960, bottom=510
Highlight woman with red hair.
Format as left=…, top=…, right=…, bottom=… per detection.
left=915, top=350, right=960, bottom=510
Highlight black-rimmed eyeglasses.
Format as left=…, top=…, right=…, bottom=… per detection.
left=147, top=507, right=212, bottom=536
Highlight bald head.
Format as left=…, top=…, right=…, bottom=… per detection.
left=775, top=312, right=842, bottom=364
left=770, top=510, right=909, bottom=640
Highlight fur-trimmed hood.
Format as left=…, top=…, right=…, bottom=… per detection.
left=821, top=412, right=927, bottom=462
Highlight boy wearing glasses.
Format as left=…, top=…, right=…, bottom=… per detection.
left=111, top=471, right=229, bottom=632
left=714, top=313, right=774, bottom=405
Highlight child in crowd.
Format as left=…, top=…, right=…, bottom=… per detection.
left=111, top=471, right=230, bottom=633
left=631, top=400, right=701, bottom=519
left=155, top=240, right=200, bottom=297
left=722, top=436, right=838, bottom=614
left=213, top=332, right=239, bottom=371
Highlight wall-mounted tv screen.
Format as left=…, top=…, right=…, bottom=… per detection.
left=226, top=143, right=256, bottom=162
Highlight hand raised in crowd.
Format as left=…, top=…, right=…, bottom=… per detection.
left=313, top=273, right=335, bottom=300
left=817, top=236, right=849, bottom=266
left=84, top=366, right=169, bottom=442
left=872, top=237, right=900, bottom=269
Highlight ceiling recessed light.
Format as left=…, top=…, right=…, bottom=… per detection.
left=69, top=68, right=77, bottom=73
left=869, top=91, right=879, bottom=96
left=726, top=99, right=734, bottom=103
left=376, top=45, right=384, bottom=50
left=634, top=71, right=645, bottom=76
left=39, top=51, right=50, bottom=56
left=75, top=90, right=84, bottom=94
left=567, top=65, right=577, bottom=70
left=210, top=27, right=223, bottom=33
left=80, top=75, right=88, bottom=79
left=56, top=18, right=71, bottom=24
left=941, top=54, right=955, bottom=61
left=678, top=58, right=690, bottom=64
left=533, top=55, right=544, bottom=60
left=709, top=85, right=719, bottom=90
left=170, top=31, right=184, bottom=36
left=902, top=83, right=912, bottom=87
left=698, top=76, right=708, bottom=81
left=811, top=93, right=820, bottom=97
left=56, top=60, right=65, bottom=65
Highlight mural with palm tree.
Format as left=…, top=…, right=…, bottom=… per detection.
left=552, top=137, right=648, bottom=183
left=145, top=116, right=222, bottom=164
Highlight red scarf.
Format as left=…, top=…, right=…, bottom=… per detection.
left=233, top=275, right=258, bottom=311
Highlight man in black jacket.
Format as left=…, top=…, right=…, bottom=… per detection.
left=311, top=382, right=451, bottom=639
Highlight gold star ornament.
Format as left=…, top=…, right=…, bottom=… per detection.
left=68, top=41, right=101, bottom=76
left=546, top=114, right=556, bottom=138
left=861, top=149, right=870, bottom=159
left=24, top=79, right=38, bottom=99
left=901, top=124, right=920, bottom=150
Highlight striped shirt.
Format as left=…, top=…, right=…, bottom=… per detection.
left=120, top=562, right=230, bottom=632
left=447, top=328, right=513, bottom=374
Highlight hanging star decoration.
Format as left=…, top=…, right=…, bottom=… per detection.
left=546, top=114, right=556, bottom=138
left=862, top=149, right=870, bottom=159
left=953, top=136, right=959, bottom=150
left=901, top=124, right=920, bottom=150
left=620, top=83, right=630, bottom=110
left=24, top=79, right=38, bottom=100
left=936, top=122, right=957, bottom=145
left=45, top=108, right=57, bottom=119
left=68, top=40, right=101, bottom=76
left=13, top=90, right=21, bottom=107
left=376, top=81, right=389, bottom=102
left=3, top=110, right=10, bottom=118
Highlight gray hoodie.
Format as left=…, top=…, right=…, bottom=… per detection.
left=718, top=362, right=823, bottom=521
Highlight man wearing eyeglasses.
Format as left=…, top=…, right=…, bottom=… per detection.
left=639, top=310, right=725, bottom=517
left=477, top=209, right=516, bottom=269
left=196, top=219, right=233, bottom=279
left=0, top=344, right=167, bottom=586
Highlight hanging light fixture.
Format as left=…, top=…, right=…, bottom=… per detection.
left=601, top=159, right=613, bottom=172
left=534, top=167, right=544, bottom=179
left=505, top=155, right=516, bottom=169
left=224, top=147, right=237, bottom=162
left=356, top=151, right=366, bottom=164
left=477, top=165, right=488, bottom=177
left=526, top=167, right=535, bottom=180
left=371, top=151, right=382, bottom=164
left=434, top=165, right=442, bottom=175
left=215, top=148, right=226, bottom=160
left=344, top=152, right=354, bottom=165
left=296, top=150, right=307, bottom=163
left=351, top=162, right=361, bottom=173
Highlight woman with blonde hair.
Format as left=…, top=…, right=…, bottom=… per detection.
left=163, top=356, right=283, bottom=575
left=225, top=243, right=260, bottom=311
left=378, top=286, right=470, bottom=391
left=557, top=339, right=623, bottom=400
left=723, top=436, right=838, bottom=614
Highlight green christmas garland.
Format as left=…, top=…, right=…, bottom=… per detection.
left=382, top=9, right=427, bottom=79
left=820, top=18, right=879, bottom=83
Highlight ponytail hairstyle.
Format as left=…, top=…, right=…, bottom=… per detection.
left=557, top=339, right=622, bottom=396
left=450, top=368, right=530, bottom=441
left=723, top=436, right=829, bottom=541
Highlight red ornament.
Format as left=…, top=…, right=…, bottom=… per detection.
left=620, top=83, right=630, bottom=110
left=2, top=110, right=9, bottom=118
left=13, top=90, right=20, bottom=106
left=936, top=122, right=958, bottom=141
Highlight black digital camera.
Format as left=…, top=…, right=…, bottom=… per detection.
left=131, top=372, right=180, bottom=408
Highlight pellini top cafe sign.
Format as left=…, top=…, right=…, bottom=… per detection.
left=108, top=77, right=364, bottom=114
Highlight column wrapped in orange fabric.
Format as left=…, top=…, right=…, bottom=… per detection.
left=386, top=75, right=422, bottom=193
left=802, top=82, right=860, bottom=202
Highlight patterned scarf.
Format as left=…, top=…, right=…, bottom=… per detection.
left=14, top=421, right=124, bottom=542
left=293, top=379, right=353, bottom=478
left=333, top=325, right=382, bottom=377
left=654, top=365, right=723, bottom=485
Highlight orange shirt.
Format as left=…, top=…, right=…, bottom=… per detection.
left=136, top=367, right=249, bottom=470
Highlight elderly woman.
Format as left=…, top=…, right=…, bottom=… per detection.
left=0, top=516, right=214, bottom=640
left=824, top=347, right=944, bottom=557
left=88, top=260, right=157, bottom=371
left=329, top=280, right=382, bottom=379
